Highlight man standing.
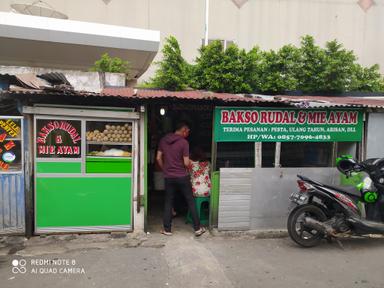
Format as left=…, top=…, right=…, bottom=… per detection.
left=156, top=122, right=206, bottom=236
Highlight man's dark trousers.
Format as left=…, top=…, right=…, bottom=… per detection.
left=163, top=176, right=200, bottom=232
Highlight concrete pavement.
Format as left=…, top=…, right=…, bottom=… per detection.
left=1, top=230, right=384, bottom=288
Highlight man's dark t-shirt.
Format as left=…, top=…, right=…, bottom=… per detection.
left=158, top=133, right=189, bottom=178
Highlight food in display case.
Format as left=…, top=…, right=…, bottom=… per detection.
left=87, top=148, right=132, bottom=157
left=86, top=121, right=132, bottom=158
left=86, top=123, right=132, bottom=143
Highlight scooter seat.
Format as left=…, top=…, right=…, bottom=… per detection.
left=298, top=175, right=362, bottom=198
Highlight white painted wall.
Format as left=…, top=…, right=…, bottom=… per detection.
left=366, top=113, right=384, bottom=159
left=1, top=0, right=383, bottom=82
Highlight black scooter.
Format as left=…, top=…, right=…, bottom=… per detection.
left=287, top=156, right=384, bottom=247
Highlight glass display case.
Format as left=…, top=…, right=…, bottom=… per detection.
left=86, top=121, right=132, bottom=158
left=85, top=120, right=133, bottom=174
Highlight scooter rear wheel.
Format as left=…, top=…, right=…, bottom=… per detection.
left=288, top=204, right=327, bottom=247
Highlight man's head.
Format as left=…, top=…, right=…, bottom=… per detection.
left=174, top=121, right=190, bottom=138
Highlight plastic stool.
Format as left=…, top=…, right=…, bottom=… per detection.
left=186, top=196, right=210, bottom=226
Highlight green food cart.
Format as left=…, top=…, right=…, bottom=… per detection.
left=32, top=107, right=139, bottom=233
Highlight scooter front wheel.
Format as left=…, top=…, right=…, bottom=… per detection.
left=287, top=204, right=327, bottom=248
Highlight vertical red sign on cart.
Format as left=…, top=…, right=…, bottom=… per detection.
left=36, top=119, right=82, bottom=158
left=0, top=118, right=21, bottom=171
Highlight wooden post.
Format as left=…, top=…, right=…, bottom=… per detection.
left=211, top=107, right=217, bottom=172
left=210, top=106, right=218, bottom=229
left=140, top=106, right=148, bottom=232
left=25, top=114, right=34, bottom=237
left=332, top=142, right=338, bottom=167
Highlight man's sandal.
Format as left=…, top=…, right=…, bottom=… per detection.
left=195, top=227, right=206, bottom=237
left=160, top=230, right=172, bottom=236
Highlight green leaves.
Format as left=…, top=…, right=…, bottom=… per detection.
left=149, top=36, right=190, bottom=91
left=191, top=41, right=253, bottom=93
left=90, top=53, right=130, bottom=75
left=296, top=36, right=358, bottom=93
left=349, top=64, right=384, bottom=92
left=259, top=45, right=301, bottom=93
left=148, top=35, right=384, bottom=94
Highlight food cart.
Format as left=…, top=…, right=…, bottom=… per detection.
left=27, top=106, right=139, bottom=233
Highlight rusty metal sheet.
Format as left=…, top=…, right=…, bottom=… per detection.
left=0, top=174, right=25, bottom=234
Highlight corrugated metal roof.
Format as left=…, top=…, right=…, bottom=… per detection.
left=101, top=88, right=384, bottom=108
left=2, top=89, right=99, bottom=97
left=276, top=95, right=384, bottom=109
left=101, top=87, right=135, bottom=97
left=3, top=86, right=384, bottom=108
left=101, top=88, right=285, bottom=104
left=38, top=72, right=71, bottom=85
left=135, top=89, right=268, bottom=103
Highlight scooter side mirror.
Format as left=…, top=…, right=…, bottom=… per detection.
left=336, top=157, right=357, bottom=176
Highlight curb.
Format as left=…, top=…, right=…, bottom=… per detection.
left=209, top=229, right=288, bottom=239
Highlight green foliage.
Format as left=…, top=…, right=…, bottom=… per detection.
left=149, top=36, right=189, bottom=91
left=191, top=41, right=254, bottom=93
left=322, top=40, right=356, bottom=93
left=259, top=45, right=301, bottom=93
left=136, top=81, right=158, bottom=89
left=149, top=35, right=384, bottom=94
left=295, top=36, right=328, bottom=93
left=241, top=47, right=263, bottom=93
left=191, top=40, right=226, bottom=92
left=349, top=64, right=384, bottom=92
left=90, top=53, right=130, bottom=75
left=295, top=36, right=357, bottom=93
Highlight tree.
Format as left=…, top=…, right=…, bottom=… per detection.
left=258, top=45, right=301, bottom=93
left=243, top=47, right=263, bottom=93
left=321, top=40, right=356, bottom=93
left=90, top=53, right=130, bottom=75
left=148, top=36, right=189, bottom=91
left=149, top=35, right=384, bottom=94
left=349, top=64, right=384, bottom=92
left=295, top=35, right=328, bottom=93
left=191, top=40, right=225, bottom=91
left=294, top=36, right=373, bottom=94
left=191, top=41, right=253, bottom=93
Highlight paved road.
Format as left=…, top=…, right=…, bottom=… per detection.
left=1, top=231, right=384, bottom=288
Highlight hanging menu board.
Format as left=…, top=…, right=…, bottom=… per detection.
left=36, top=119, right=82, bottom=158
left=0, top=117, right=22, bottom=172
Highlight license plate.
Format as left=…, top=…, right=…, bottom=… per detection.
left=289, top=191, right=308, bottom=204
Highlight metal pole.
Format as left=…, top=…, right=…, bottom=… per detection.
left=204, top=0, right=209, bottom=46
left=255, top=142, right=262, bottom=168
left=274, top=142, right=281, bottom=168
